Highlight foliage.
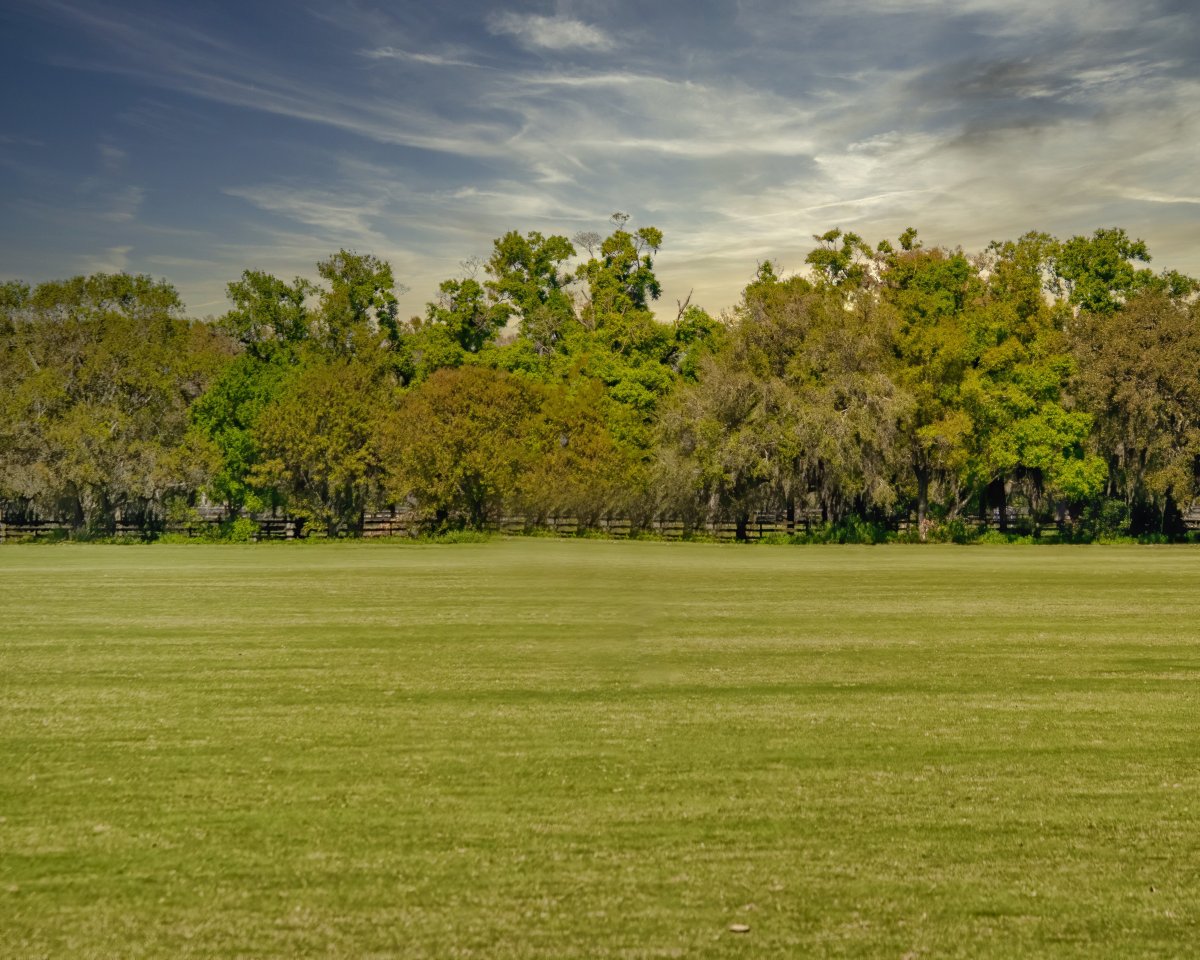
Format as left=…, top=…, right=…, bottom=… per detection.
left=189, top=351, right=289, bottom=513
left=1050, top=227, right=1196, bottom=314
left=3, top=221, right=1199, bottom=542
left=315, top=249, right=403, bottom=354
left=805, top=228, right=874, bottom=287
left=253, top=359, right=390, bottom=537
left=660, top=265, right=907, bottom=537
left=0, top=273, right=226, bottom=534
left=484, top=230, right=576, bottom=352
left=220, top=270, right=314, bottom=358
left=1070, top=292, right=1200, bottom=526
left=795, top=516, right=893, bottom=544
left=381, top=366, right=542, bottom=529
left=421, top=277, right=508, bottom=354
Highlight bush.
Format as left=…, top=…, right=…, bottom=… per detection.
left=222, top=517, right=259, bottom=543
left=796, top=517, right=892, bottom=544
left=1069, top=498, right=1131, bottom=542
left=154, top=516, right=259, bottom=543
left=424, top=529, right=494, bottom=544
left=927, top=519, right=977, bottom=544
left=975, top=529, right=1036, bottom=545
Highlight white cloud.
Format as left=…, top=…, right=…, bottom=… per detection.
left=359, top=47, right=480, bottom=68
left=14, top=0, right=1199, bottom=321
left=223, top=184, right=388, bottom=247
left=98, top=142, right=126, bottom=170
left=102, top=185, right=145, bottom=222
left=35, top=1, right=511, bottom=158
left=80, top=245, right=132, bottom=274
left=800, top=0, right=1139, bottom=35
left=488, top=12, right=615, bottom=51
left=1118, top=189, right=1200, bottom=206
left=0, top=135, right=45, bottom=147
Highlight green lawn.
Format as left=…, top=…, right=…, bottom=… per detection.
left=1, top=541, right=1198, bottom=958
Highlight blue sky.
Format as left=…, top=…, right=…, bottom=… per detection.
left=1, top=0, right=1197, bottom=319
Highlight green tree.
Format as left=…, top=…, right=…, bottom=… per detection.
left=252, top=359, right=388, bottom=537
left=381, top=366, right=543, bottom=529
left=0, top=273, right=225, bottom=533
left=882, top=242, right=975, bottom=536
left=786, top=288, right=908, bottom=524
left=193, top=269, right=320, bottom=513
left=422, top=277, right=509, bottom=354
left=189, top=352, right=291, bottom=513
left=1070, top=291, right=1200, bottom=530
left=575, top=216, right=663, bottom=326
left=314, top=250, right=403, bottom=358
left=959, top=237, right=1107, bottom=525
left=485, top=230, right=577, bottom=355
left=658, top=353, right=799, bottom=538
left=660, top=262, right=906, bottom=536
left=220, top=271, right=314, bottom=359
left=196, top=252, right=409, bottom=515
left=1050, top=228, right=1196, bottom=315
left=555, top=220, right=709, bottom=460
left=806, top=228, right=874, bottom=287
left=519, top=378, right=641, bottom=526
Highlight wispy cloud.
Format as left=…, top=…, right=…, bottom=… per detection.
left=223, top=184, right=389, bottom=247
left=80, top=245, right=132, bottom=274
left=97, top=141, right=126, bottom=171
left=4, top=0, right=1198, bottom=322
left=488, top=12, right=615, bottom=52
left=360, top=46, right=481, bottom=68
left=101, top=185, right=145, bottom=222
left=0, top=134, right=46, bottom=147
left=1117, top=189, right=1200, bottom=206
left=30, top=0, right=512, bottom=157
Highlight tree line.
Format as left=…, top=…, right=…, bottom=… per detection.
left=2, top=216, right=1199, bottom=542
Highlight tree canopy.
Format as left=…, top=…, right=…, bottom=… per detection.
left=3, top=220, right=1198, bottom=540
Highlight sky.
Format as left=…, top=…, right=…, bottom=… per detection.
left=1, top=0, right=1197, bottom=320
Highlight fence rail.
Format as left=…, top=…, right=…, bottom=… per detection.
left=3, top=506, right=1200, bottom=542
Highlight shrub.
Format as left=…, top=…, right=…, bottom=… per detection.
left=927, top=519, right=977, bottom=544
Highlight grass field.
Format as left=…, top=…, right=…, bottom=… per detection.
left=1, top=541, right=1198, bottom=958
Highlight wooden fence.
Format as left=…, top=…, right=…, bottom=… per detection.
left=4, top=506, right=1200, bottom=542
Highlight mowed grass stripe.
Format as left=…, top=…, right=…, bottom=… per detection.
left=1, top=541, right=1198, bottom=957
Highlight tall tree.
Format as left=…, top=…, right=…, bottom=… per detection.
left=315, top=250, right=403, bottom=358
left=422, top=277, right=509, bottom=354
left=194, top=270, right=316, bottom=514
left=1050, top=228, right=1196, bottom=315
left=1070, top=291, right=1200, bottom=529
left=806, top=228, right=874, bottom=287
left=381, top=366, right=543, bottom=529
left=574, top=217, right=663, bottom=326
left=220, top=271, right=315, bottom=359
left=960, top=236, right=1107, bottom=525
left=252, top=359, right=389, bottom=537
left=882, top=241, right=975, bottom=536
left=660, top=262, right=906, bottom=535
left=0, top=273, right=226, bottom=533
left=485, top=230, right=577, bottom=355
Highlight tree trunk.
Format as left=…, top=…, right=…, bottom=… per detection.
left=992, top=475, right=1009, bottom=532
left=916, top=466, right=930, bottom=542
left=735, top=511, right=749, bottom=542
